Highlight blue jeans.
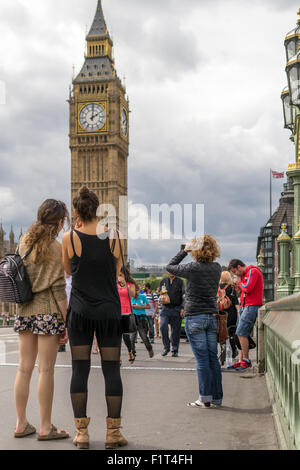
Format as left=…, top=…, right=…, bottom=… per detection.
left=146, top=315, right=155, bottom=340
left=160, top=307, right=182, bottom=353
left=185, top=314, right=223, bottom=405
left=236, top=306, right=259, bottom=337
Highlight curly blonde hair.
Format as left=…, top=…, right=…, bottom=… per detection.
left=191, top=234, right=220, bottom=263
left=24, top=199, right=70, bottom=264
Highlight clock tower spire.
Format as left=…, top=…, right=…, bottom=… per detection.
left=69, top=0, right=129, bottom=245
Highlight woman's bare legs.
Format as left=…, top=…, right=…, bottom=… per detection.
left=14, top=332, right=38, bottom=433
left=37, top=335, right=59, bottom=436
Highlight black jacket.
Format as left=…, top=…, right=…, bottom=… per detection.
left=166, top=250, right=221, bottom=316
left=159, top=276, right=184, bottom=310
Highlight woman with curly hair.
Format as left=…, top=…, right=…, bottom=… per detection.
left=14, top=199, right=70, bottom=440
left=166, top=235, right=223, bottom=409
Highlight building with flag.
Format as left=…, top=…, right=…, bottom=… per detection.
left=256, top=177, right=294, bottom=302
left=272, top=171, right=285, bottom=179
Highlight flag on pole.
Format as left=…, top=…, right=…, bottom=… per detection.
left=272, top=170, right=284, bottom=179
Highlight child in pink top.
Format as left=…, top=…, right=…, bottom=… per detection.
left=117, top=267, right=136, bottom=363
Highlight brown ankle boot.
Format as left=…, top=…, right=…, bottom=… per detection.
left=105, top=417, right=128, bottom=449
left=73, top=418, right=90, bottom=449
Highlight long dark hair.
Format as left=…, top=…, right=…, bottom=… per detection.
left=25, top=199, right=70, bottom=264
left=121, top=265, right=136, bottom=285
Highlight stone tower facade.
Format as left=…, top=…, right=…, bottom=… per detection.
left=69, top=0, right=129, bottom=242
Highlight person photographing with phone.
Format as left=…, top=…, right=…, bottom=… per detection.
left=166, top=236, right=222, bottom=408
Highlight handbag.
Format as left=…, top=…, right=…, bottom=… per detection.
left=216, top=313, right=228, bottom=343
left=116, top=230, right=137, bottom=334
left=0, top=246, right=33, bottom=304
left=159, top=282, right=171, bottom=305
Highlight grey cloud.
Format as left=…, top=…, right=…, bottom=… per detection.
left=0, top=0, right=292, bottom=268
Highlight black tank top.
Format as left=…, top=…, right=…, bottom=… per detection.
left=69, top=229, right=121, bottom=322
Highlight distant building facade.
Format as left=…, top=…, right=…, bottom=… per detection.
left=0, top=225, right=19, bottom=317
left=257, top=178, right=294, bottom=302
left=132, top=265, right=167, bottom=283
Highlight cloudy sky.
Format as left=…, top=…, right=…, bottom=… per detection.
left=0, top=0, right=299, bottom=267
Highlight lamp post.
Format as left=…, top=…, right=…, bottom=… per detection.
left=277, top=9, right=300, bottom=298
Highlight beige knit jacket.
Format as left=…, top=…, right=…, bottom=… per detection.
left=17, top=237, right=67, bottom=322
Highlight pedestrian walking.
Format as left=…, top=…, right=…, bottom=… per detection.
left=13, top=199, right=70, bottom=440
left=131, top=289, right=154, bottom=358
left=228, top=259, right=263, bottom=372
left=154, top=288, right=162, bottom=338
left=144, top=283, right=158, bottom=344
left=117, top=266, right=137, bottom=364
left=62, top=185, right=127, bottom=450
left=166, top=236, right=223, bottom=408
left=159, top=274, right=184, bottom=357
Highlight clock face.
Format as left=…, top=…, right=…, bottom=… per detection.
left=121, top=108, right=128, bottom=136
left=79, top=103, right=106, bottom=132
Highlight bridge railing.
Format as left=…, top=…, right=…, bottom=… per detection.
left=257, top=293, right=300, bottom=449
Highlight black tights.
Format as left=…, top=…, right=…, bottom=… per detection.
left=68, top=325, right=123, bottom=419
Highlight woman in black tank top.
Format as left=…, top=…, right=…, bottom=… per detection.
left=62, top=186, right=127, bottom=450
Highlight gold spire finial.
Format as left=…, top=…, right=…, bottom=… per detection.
left=281, top=223, right=287, bottom=231
left=297, top=8, right=300, bottom=23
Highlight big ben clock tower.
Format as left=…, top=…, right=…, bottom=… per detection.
left=69, top=0, right=129, bottom=238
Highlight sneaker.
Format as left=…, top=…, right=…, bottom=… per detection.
left=227, top=360, right=242, bottom=370
left=161, top=349, right=170, bottom=357
left=172, top=352, right=178, bottom=357
left=236, top=360, right=252, bottom=371
left=187, top=400, right=210, bottom=408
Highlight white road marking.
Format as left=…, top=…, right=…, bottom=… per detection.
left=0, top=363, right=195, bottom=371
left=0, top=335, right=18, bottom=338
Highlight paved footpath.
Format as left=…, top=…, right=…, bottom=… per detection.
left=0, top=328, right=279, bottom=451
